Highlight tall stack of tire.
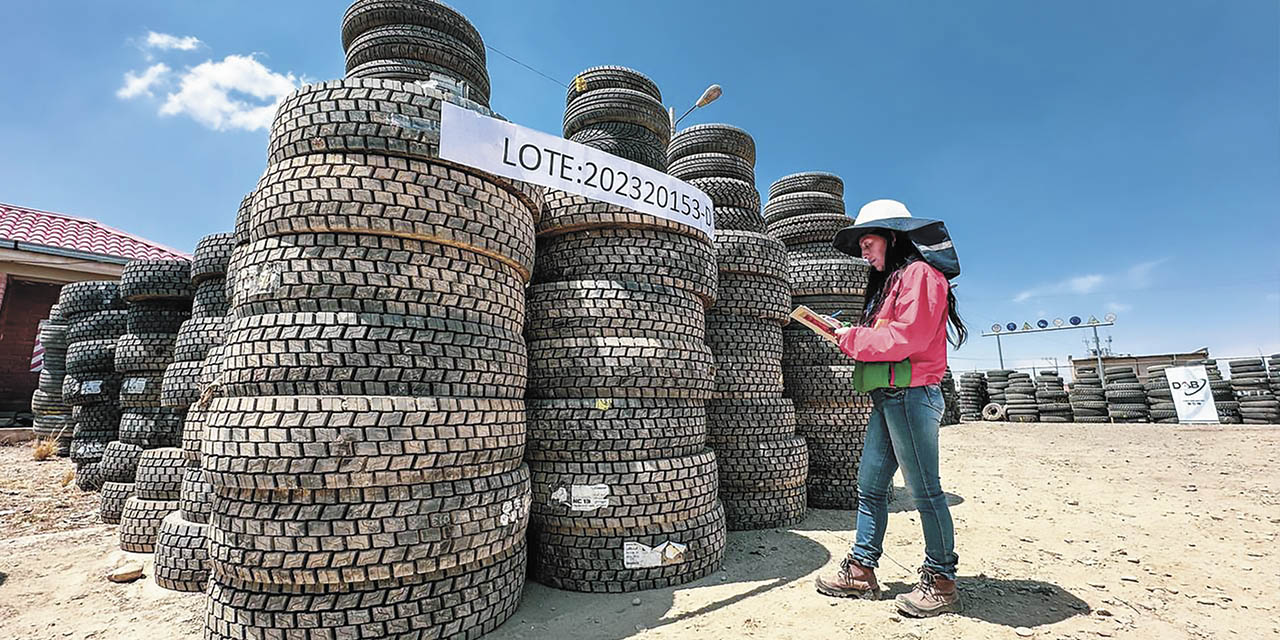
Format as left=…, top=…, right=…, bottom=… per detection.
left=986, top=369, right=1012, bottom=409
left=59, top=281, right=128, bottom=491
left=31, top=306, right=72, bottom=455
left=523, top=66, right=725, bottom=593
left=1186, top=358, right=1238, bottom=423
left=1269, top=355, right=1280, bottom=399
left=1034, top=370, right=1073, bottom=423
left=940, top=368, right=961, bottom=426
left=1105, top=366, right=1148, bottom=423
left=765, top=172, right=872, bottom=510
left=1228, top=358, right=1279, bottom=424
left=1143, top=366, right=1177, bottom=424
left=202, top=4, right=535, bottom=636
left=1004, top=371, right=1039, bottom=423
left=958, top=372, right=987, bottom=422
left=113, top=259, right=194, bottom=549
left=668, top=124, right=806, bottom=530
left=1069, top=367, right=1108, bottom=423
left=153, top=233, right=233, bottom=593
left=341, top=0, right=490, bottom=106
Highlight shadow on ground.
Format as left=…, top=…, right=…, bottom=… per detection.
left=488, top=521, right=832, bottom=640
left=881, top=575, right=1090, bottom=628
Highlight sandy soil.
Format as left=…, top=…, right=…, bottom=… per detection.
left=1, top=423, right=1277, bottom=640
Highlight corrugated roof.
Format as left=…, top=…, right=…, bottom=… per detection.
left=0, top=202, right=189, bottom=264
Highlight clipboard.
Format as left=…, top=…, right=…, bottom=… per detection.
left=790, top=305, right=843, bottom=345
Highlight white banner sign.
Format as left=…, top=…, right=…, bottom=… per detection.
left=439, top=102, right=715, bottom=239
left=1165, top=365, right=1218, bottom=423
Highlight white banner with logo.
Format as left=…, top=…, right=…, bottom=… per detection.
left=438, top=102, right=715, bottom=239
left=1165, top=365, right=1218, bottom=423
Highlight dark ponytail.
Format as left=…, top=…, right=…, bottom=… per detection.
left=860, top=231, right=968, bottom=348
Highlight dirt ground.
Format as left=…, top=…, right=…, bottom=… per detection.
left=1, top=423, right=1277, bottom=640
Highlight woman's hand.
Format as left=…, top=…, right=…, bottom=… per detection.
left=835, top=326, right=853, bottom=339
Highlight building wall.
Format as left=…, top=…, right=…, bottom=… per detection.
left=0, top=276, right=61, bottom=411
left=1070, top=350, right=1210, bottom=381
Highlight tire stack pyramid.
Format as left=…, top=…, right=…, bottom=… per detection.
left=765, top=172, right=873, bottom=510
left=1004, top=371, right=1039, bottom=423
left=985, top=369, right=1012, bottom=414
left=59, top=281, right=128, bottom=491
left=153, top=233, right=234, bottom=593
left=1105, top=366, right=1148, bottom=423
left=1228, top=358, right=1279, bottom=424
left=957, top=372, right=987, bottom=422
left=114, top=259, right=194, bottom=550
left=524, top=66, right=725, bottom=593
left=1034, top=370, right=1073, bottom=423
left=31, top=306, right=72, bottom=456
left=1142, top=365, right=1177, bottom=424
left=940, top=368, right=961, bottom=426
left=1068, top=367, right=1108, bottom=423
left=668, top=124, right=807, bottom=530
left=202, top=4, right=536, bottom=636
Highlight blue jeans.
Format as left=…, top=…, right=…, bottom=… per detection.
left=851, top=384, right=959, bottom=580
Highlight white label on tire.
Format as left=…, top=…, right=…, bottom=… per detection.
left=122, top=378, right=147, bottom=394
left=499, top=494, right=529, bottom=527
left=440, top=102, right=715, bottom=239
left=80, top=380, right=103, bottom=395
left=623, top=541, right=688, bottom=569
left=550, top=484, right=611, bottom=511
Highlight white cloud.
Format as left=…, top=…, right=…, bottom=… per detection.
left=1104, top=302, right=1132, bottom=313
left=1012, top=259, right=1166, bottom=303
left=145, top=32, right=202, bottom=51
left=157, top=55, right=299, bottom=132
left=116, top=63, right=170, bottom=99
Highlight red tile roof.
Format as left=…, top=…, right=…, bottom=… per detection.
left=0, top=202, right=189, bottom=263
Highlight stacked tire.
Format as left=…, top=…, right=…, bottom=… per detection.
left=958, top=372, right=987, bottom=422
left=1228, top=358, right=1279, bottom=424
left=204, top=5, right=535, bottom=636
left=153, top=233, right=233, bottom=593
left=1105, top=366, right=1148, bottom=423
left=940, top=368, right=961, bottom=426
left=31, top=306, right=72, bottom=456
left=341, top=0, right=491, bottom=106
left=113, top=259, right=194, bottom=546
left=563, top=66, right=669, bottom=172
left=59, top=281, right=128, bottom=491
left=524, top=66, right=725, bottom=592
left=1004, top=372, right=1038, bottom=423
left=1069, top=367, right=1108, bottom=423
left=1034, top=371, right=1073, bottom=423
left=670, top=124, right=806, bottom=530
left=766, top=172, right=872, bottom=509
left=985, top=369, right=1012, bottom=416
left=1270, top=355, right=1280, bottom=398
left=1143, top=366, right=1177, bottom=424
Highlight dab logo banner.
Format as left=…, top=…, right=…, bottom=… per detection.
left=1165, top=365, right=1218, bottom=423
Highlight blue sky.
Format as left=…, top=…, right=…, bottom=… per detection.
left=1, top=0, right=1276, bottom=372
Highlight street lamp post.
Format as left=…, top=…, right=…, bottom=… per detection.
left=670, top=84, right=723, bottom=135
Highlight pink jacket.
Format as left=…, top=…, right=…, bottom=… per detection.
left=838, top=260, right=949, bottom=387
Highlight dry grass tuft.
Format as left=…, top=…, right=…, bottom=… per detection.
left=61, top=469, right=74, bottom=487
left=32, top=438, right=57, bottom=461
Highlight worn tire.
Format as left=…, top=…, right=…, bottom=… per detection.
left=135, top=447, right=186, bottom=500
left=153, top=512, right=210, bottom=593
left=763, top=191, right=846, bottom=224
left=120, top=260, right=193, bottom=302
left=118, top=372, right=164, bottom=409
left=119, top=496, right=179, bottom=553
left=534, top=228, right=717, bottom=308
left=99, top=441, right=144, bottom=484
left=161, top=360, right=205, bottom=408
left=705, top=397, right=797, bottom=442
left=569, top=122, right=667, bottom=172
left=62, top=373, right=123, bottom=407
left=172, top=317, right=226, bottom=363
left=179, top=467, right=213, bottom=525
left=114, top=333, right=178, bottom=373
left=66, top=310, right=128, bottom=344
left=667, top=152, right=754, bottom=183
left=527, top=336, right=714, bottom=400
left=192, top=279, right=229, bottom=319
left=127, top=302, right=191, bottom=334
left=344, top=25, right=490, bottom=105
left=565, top=65, right=661, bottom=104
left=526, top=280, right=705, bottom=342
left=201, top=395, right=526, bottom=490
left=687, top=177, right=761, bottom=214
left=100, top=482, right=134, bottom=524
left=768, top=172, right=844, bottom=200
left=723, top=484, right=806, bottom=531
left=767, top=212, right=851, bottom=246
left=669, top=123, right=755, bottom=165
left=563, top=88, right=669, bottom=143
left=525, top=398, right=707, bottom=464
left=119, top=408, right=186, bottom=448
left=537, top=189, right=709, bottom=242
left=58, top=281, right=125, bottom=320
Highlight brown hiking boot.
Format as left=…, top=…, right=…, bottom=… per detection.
left=815, top=555, right=881, bottom=599
left=896, top=567, right=962, bottom=617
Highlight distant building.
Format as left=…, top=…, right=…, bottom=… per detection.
left=1069, top=347, right=1212, bottom=381
left=0, top=202, right=187, bottom=412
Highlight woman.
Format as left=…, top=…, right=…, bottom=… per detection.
left=813, top=199, right=967, bottom=618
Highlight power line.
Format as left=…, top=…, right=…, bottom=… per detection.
left=485, top=43, right=569, bottom=89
